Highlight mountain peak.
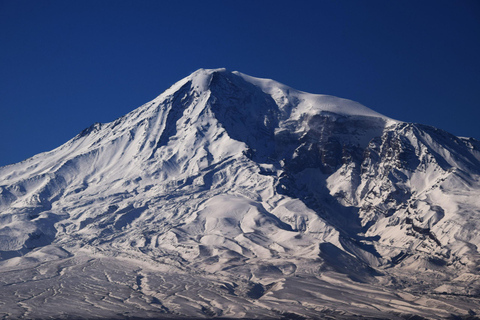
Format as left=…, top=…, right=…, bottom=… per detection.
left=187, top=68, right=228, bottom=92
left=180, top=68, right=397, bottom=122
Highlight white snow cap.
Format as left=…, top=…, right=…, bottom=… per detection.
left=183, top=68, right=396, bottom=122
left=232, top=70, right=394, bottom=120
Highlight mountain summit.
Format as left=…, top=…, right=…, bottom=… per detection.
left=1, top=69, right=479, bottom=319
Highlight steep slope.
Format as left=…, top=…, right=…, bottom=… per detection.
left=0, top=68, right=479, bottom=319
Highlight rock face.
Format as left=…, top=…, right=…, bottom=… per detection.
left=0, top=68, right=479, bottom=319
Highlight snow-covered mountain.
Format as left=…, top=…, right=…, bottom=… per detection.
left=1, top=68, right=480, bottom=319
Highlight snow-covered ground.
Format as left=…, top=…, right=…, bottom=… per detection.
left=2, top=253, right=478, bottom=319
left=0, top=68, right=479, bottom=319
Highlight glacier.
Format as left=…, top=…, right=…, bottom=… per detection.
left=0, top=68, right=479, bottom=319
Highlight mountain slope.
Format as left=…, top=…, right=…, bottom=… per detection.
left=0, top=68, right=479, bottom=319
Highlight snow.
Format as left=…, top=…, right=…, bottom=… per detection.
left=0, top=68, right=479, bottom=319
left=233, top=70, right=398, bottom=123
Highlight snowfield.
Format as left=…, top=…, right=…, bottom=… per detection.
left=0, top=68, right=479, bottom=319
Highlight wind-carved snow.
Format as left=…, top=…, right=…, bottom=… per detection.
left=0, top=68, right=480, bottom=319
left=233, top=70, right=396, bottom=123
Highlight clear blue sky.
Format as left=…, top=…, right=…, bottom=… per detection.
left=1, top=0, right=479, bottom=167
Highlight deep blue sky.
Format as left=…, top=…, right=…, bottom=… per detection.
left=1, top=0, right=479, bottom=167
